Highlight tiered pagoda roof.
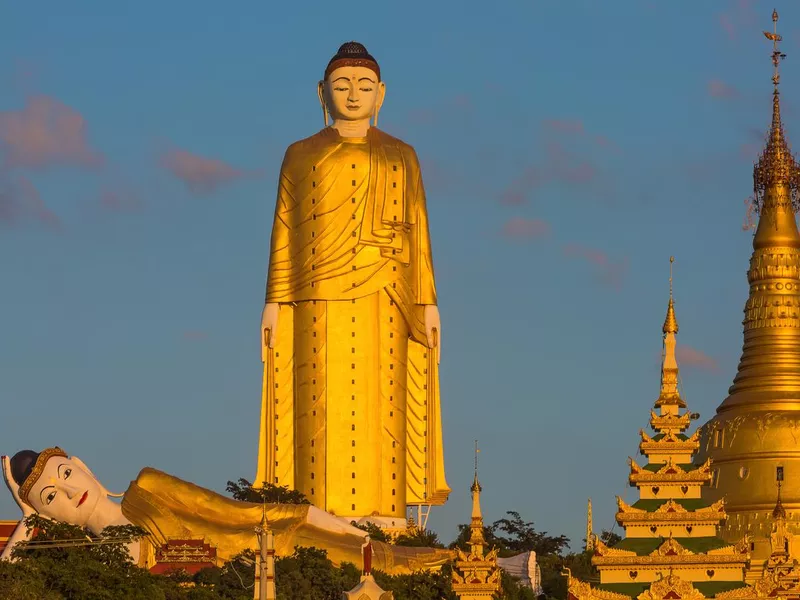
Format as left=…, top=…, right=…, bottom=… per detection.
left=452, top=445, right=501, bottom=600
left=566, top=259, right=752, bottom=600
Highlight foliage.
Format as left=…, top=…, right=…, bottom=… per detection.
left=274, top=546, right=358, bottom=599
left=349, top=521, right=390, bottom=542
left=1, top=515, right=183, bottom=599
left=394, top=527, right=445, bottom=548
left=0, top=509, right=567, bottom=598
left=500, top=569, right=539, bottom=600
left=599, top=529, right=622, bottom=547
left=449, top=523, right=503, bottom=553
left=492, top=511, right=570, bottom=556
left=225, top=478, right=310, bottom=504
left=373, top=565, right=455, bottom=600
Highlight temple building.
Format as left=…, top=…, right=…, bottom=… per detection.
left=451, top=445, right=501, bottom=599
left=697, top=9, right=800, bottom=574
left=565, top=263, right=753, bottom=600
left=0, top=521, right=19, bottom=556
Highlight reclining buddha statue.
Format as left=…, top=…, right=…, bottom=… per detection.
left=0, top=448, right=454, bottom=573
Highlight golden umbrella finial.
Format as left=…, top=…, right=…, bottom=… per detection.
left=663, top=257, right=678, bottom=335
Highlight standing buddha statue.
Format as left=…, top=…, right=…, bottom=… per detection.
left=256, top=42, right=450, bottom=525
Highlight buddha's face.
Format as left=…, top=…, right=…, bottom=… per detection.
left=26, top=456, right=103, bottom=527
left=323, top=66, right=385, bottom=122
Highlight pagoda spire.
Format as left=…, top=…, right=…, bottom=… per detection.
left=585, top=499, right=594, bottom=552
left=469, top=440, right=486, bottom=553
left=656, top=257, right=685, bottom=412
left=452, top=441, right=501, bottom=599
left=722, top=8, right=800, bottom=408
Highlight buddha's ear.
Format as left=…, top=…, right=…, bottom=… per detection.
left=317, top=80, right=329, bottom=127
left=373, top=82, right=386, bottom=127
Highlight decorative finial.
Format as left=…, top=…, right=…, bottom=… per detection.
left=754, top=10, right=800, bottom=214
left=663, top=257, right=679, bottom=335
left=472, top=440, right=481, bottom=493
left=669, top=256, right=674, bottom=300
left=586, top=499, right=594, bottom=552
left=765, top=10, right=785, bottom=89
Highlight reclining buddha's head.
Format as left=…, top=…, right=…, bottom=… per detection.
left=10, top=447, right=104, bottom=526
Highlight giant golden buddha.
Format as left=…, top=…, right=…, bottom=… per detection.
left=256, top=42, right=449, bottom=525
left=698, top=11, right=800, bottom=570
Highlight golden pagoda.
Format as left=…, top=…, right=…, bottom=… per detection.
left=698, top=9, right=800, bottom=571
left=566, top=260, right=753, bottom=600
left=451, top=443, right=501, bottom=599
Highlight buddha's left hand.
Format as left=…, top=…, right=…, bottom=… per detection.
left=423, top=305, right=441, bottom=364
left=1, top=456, right=33, bottom=518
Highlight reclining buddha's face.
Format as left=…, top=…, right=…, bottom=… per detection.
left=26, top=455, right=103, bottom=527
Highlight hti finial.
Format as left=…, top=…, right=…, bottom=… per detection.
left=753, top=10, right=800, bottom=214
left=471, top=440, right=482, bottom=493
left=663, top=257, right=679, bottom=335
left=764, top=9, right=785, bottom=89
left=669, top=256, right=674, bottom=300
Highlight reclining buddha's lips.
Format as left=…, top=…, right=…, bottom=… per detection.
left=77, top=491, right=88, bottom=507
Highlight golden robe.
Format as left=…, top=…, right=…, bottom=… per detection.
left=256, top=127, right=449, bottom=519
left=122, top=468, right=453, bottom=573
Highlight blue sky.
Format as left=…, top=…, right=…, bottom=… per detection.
left=1, top=0, right=796, bottom=548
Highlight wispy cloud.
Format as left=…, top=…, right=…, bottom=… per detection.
left=708, top=79, right=739, bottom=99
left=0, top=173, right=60, bottom=228
left=160, top=147, right=251, bottom=194
left=99, top=186, right=143, bottom=213
left=562, top=243, right=628, bottom=290
left=501, top=217, right=550, bottom=240
left=543, top=119, right=585, bottom=134
left=717, top=0, right=757, bottom=41
left=542, top=118, right=620, bottom=152
left=499, top=141, right=599, bottom=205
left=0, top=95, right=104, bottom=169
left=676, top=345, right=719, bottom=372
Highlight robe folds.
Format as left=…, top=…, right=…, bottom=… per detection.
left=122, top=468, right=454, bottom=573
left=256, top=127, right=449, bottom=520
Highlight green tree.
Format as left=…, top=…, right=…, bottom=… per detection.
left=274, top=546, right=358, bottom=599
left=449, top=523, right=503, bottom=553
left=492, top=511, right=570, bottom=556
left=350, top=521, right=390, bottom=542
left=599, top=529, right=622, bottom=547
left=373, top=567, right=455, bottom=600
left=225, top=478, right=310, bottom=504
left=500, top=570, right=538, bottom=600
left=394, top=528, right=444, bottom=548
left=4, top=515, right=191, bottom=600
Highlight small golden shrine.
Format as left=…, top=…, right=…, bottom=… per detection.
left=452, top=443, right=501, bottom=599
left=565, top=259, right=753, bottom=600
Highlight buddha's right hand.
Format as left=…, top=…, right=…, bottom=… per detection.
left=1, top=456, right=34, bottom=518
left=261, top=303, right=280, bottom=357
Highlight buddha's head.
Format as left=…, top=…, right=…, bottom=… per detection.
left=319, top=41, right=385, bottom=125
left=10, top=447, right=105, bottom=526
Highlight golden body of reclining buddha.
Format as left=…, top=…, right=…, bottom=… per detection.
left=0, top=449, right=454, bottom=574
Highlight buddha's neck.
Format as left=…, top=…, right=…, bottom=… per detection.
left=85, top=496, right=131, bottom=535
left=332, top=118, right=371, bottom=138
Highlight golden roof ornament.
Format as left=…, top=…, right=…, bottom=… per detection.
left=753, top=9, right=800, bottom=214
left=662, top=257, right=678, bottom=335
